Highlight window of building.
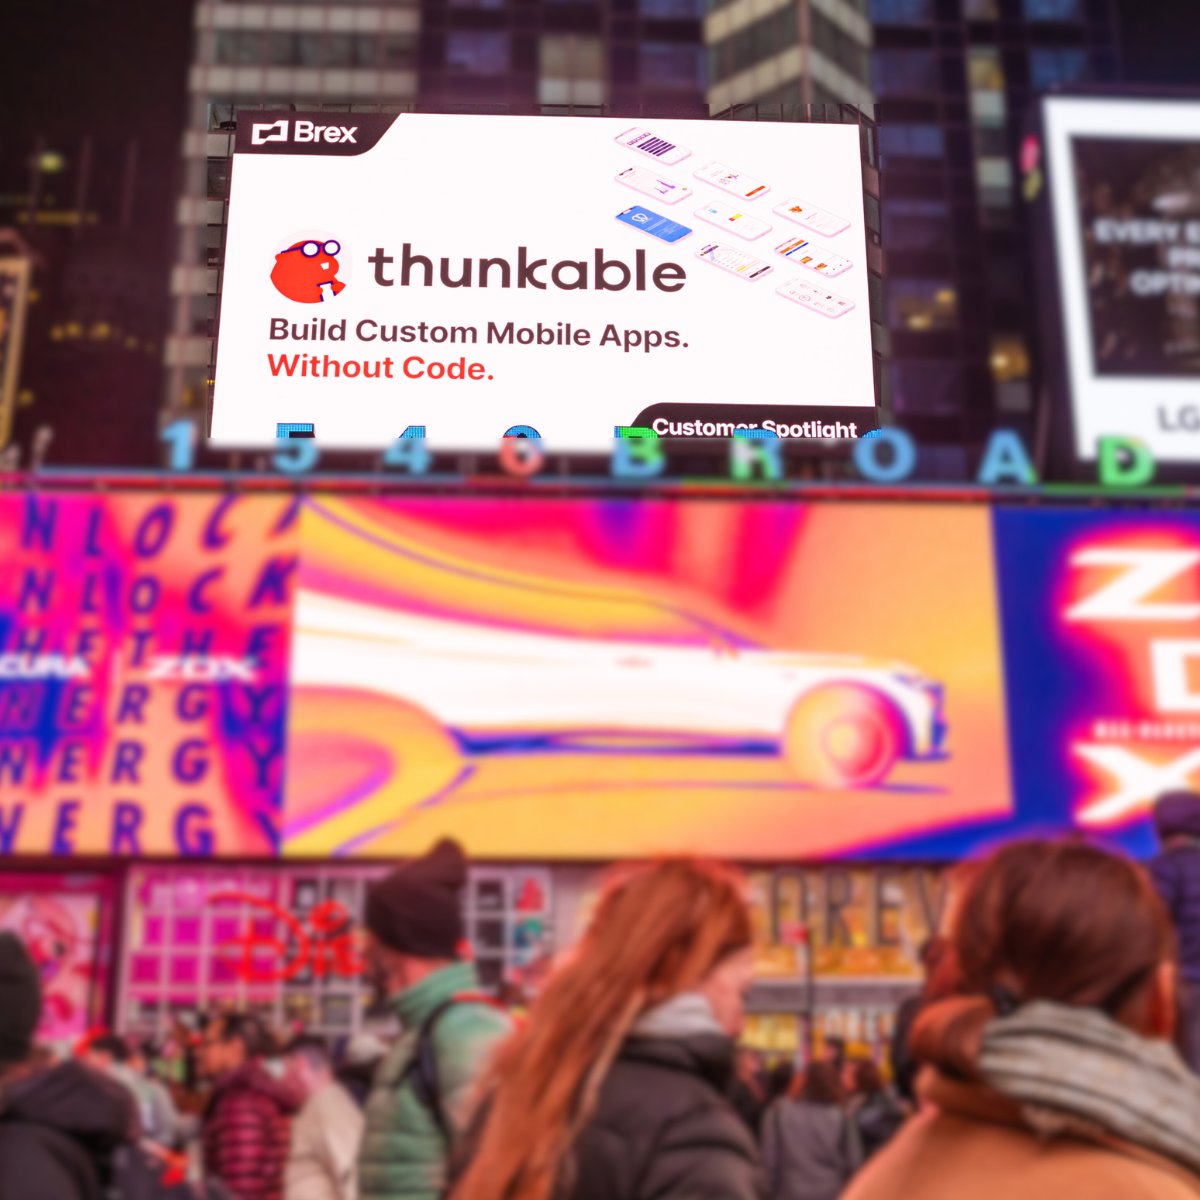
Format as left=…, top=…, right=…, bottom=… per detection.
left=1022, top=0, right=1084, bottom=19
left=446, top=31, right=511, bottom=74
left=888, top=362, right=964, bottom=415
left=872, top=50, right=938, bottom=97
left=888, top=279, right=958, bottom=331
left=641, top=42, right=704, bottom=88
left=883, top=199, right=951, bottom=250
left=1028, top=48, right=1089, bottom=89
left=539, top=34, right=607, bottom=106
left=214, top=30, right=264, bottom=65
left=323, top=33, right=354, bottom=67
left=968, top=47, right=1006, bottom=128
left=708, top=6, right=797, bottom=84
left=879, top=123, right=945, bottom=158
left=641, top=0, right=704, bottom=16
left=383, top=35, right=417, bottom=68
left=811, top=8, right=870, bottom=82
left=867, top=0, right=932, bottom=23
left=964, top=0, right=999, bottom=16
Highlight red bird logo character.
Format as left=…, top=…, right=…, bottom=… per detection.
left=271, top=237, right=346, bottom=303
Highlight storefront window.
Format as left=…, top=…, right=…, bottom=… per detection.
left=119, top=865, right=553, bottom=1038
left=1028, top=48, right=1090, bottom=89
left=872, top=50, right=939, bottom=97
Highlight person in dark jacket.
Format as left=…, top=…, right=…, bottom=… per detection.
left=0, top=932, right=135, bottom=1200
left=729, top=1047, right=770, bottom=1135
left=1148, top=790, right=1200, bottom=1071
left=761, top=1062, right=862, bottom=1200
left=199, top=1012, right=301, bottom=1200
left=889, top=935, right=951, bottom=1104
left=452, top=859, right=767, bottom=1200
left=844, top=1059, right=906, bottom=1159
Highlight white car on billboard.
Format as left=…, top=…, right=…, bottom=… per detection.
left=292, top=591, right=946, bottom=788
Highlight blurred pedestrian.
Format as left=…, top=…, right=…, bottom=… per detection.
left=889, top=936, right=951, bottom=1105
left=761, top=1062, right=862, bottom=1200
left=358, top=839, right=513, bottom=1200
left=199, top=1012, right=301, bottom=1200
left=843, top=840, right=1200, bottom=1200
left=83, top=1033, right=183, bottom=1148
left=729, top=1047, right=769, bottom=1135
left=844, top=1059, right=905, bottom=1160
left=451, top=858, right=767, bottom=1200
left=0, top=931, right=135, bottom=1200
left=1149, top=789, right=1200, bottom=1071
left=766, top=1060, right=794, bottom=1101
left=335, top=1033, right=386, bottom=1110
left=284, top=1035, right=363, bottom=1200
left=821, top=1036, right=846, bottom=1077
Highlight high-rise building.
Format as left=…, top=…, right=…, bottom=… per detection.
left=164, top=0, right=422, bottom=418
left=869, top=0, right=1118, bottom=466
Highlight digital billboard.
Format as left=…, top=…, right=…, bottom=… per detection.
left=212, top=113, right=878, bottom=451
left=283, top=498, right=1013, bottom=860
left=996, top=508, right=1200, bottom=859
left=0, top=492, right=297, bottom=856
left=1042, top=95, right=1200, bottom=463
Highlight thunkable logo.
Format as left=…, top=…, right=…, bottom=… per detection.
left=271, top=237, right=347, bottom=304
left=251, top=119, right=359, bottom=146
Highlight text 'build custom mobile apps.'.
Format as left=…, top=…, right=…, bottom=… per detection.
left=271, top=235, right=347, bottom=303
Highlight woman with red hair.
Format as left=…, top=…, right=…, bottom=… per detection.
left=844, top=840, right=1200, bottom=1200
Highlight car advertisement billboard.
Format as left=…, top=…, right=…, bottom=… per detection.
left=212, top=112, right=879, bottom=451
left=1042, top=95, right=1200, bottom=463
left=283, top=497, right=1013, bottom=859
left=0, top=492, right=297, bottom=856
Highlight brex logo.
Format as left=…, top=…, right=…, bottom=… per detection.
left=251, top=119, right=358, bottom=147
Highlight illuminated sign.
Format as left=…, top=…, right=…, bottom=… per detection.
left=1042, top=96, right=1200, bottom=463
left=213, top=112, right=878, bottom=450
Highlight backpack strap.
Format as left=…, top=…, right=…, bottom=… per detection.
left=401, top=993, right=505, bottom=1146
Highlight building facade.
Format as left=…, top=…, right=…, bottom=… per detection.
left=869, top=0, right=1118, bottom=467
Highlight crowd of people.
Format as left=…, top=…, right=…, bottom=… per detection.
left=3, top=793, right=1200, bottom=1200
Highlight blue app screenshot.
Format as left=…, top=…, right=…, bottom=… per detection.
left=615, top=205, right=693, bottom=244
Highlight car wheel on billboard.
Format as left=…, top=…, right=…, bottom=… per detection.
left=782, top=685, right=905, bottom=788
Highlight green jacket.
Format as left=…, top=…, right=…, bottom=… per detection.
left=359, top=961, right=513, bottom=1200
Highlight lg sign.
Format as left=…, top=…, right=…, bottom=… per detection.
left=251, top=119, right=359, bottom=147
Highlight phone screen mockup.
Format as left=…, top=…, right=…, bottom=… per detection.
left=772, top=198, right=851, bottom=238
left=777, top=276, right=855, bottom=318
left=693, top=201, right=772, bottom=241
left=616, top=166, right=694, bottom=205
left=693, top=162, right=770, bottom=201
left=614, top=128, right=692, bottom=166
left=773, top=236, right=852, bottom=278
left=616, top=206, right=693, bottom=244
left=696, top=242, right=773, bottom=280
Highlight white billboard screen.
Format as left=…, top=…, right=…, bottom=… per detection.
left=1044, top=96, right=1200, bottom=463
left=211, top=112, right=878, bottom=450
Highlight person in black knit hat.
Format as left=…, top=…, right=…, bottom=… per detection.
left=0, top=931, right=135, bottom=1200
left=358, top=839, right=514, bottom=1200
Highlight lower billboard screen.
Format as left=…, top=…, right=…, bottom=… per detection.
left=4, top=490, right=1196, bottom=862
left=284, top=498, right=1014, bottom=859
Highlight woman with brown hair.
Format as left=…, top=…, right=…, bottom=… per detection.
left=843, top=839, right=1200, bottom=1200
left=451, top=858, right=766, bottom=1200
left=761, top=1061, right=862, bottom=1200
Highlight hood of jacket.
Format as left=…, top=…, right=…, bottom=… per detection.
left=623, top=994, right=735, bottom=1093
left=208, top=1059, right=302, bottom=1116
left=0, top=1060, right=133, bottom=1150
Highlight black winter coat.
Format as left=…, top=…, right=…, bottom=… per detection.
left=1150, top=843, right=1200, bottom=983
left=0, top=1060, right=134, bottom=1200
left=562, top=1033, right=767, bottom=1200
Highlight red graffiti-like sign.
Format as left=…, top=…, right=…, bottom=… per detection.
left=211, top=892, right=365, bottom=983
